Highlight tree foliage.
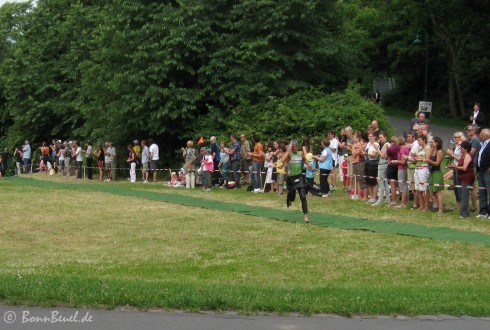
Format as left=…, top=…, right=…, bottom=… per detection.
left=227, top=86, right=392, bottom=142
left=0, top=0, right=489, bottom=163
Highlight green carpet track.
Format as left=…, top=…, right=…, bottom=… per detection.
left=7, top=177, right=490, bottom=247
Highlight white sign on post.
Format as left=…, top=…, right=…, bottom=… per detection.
left=418, top=101, right=432, bottom=120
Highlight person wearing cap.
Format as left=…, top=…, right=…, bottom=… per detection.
left=133, top=140, right=141, bottom=174
left=281, top=140, right=313, bottom=223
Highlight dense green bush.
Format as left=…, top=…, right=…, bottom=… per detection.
left=226, top=86, right=392, bottom=144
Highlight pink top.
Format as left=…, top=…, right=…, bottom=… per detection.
left=398, top=146, right=410, bottom=170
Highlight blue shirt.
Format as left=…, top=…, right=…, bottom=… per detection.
left=305, top=160, right=316, bottom=179
left=318, top=147, right=333, bottom=170
left=230, top=141, right=241, bottom=162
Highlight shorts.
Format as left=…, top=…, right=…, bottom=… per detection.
left=352, top=162, right=366, bottom=189
left=387, top=165, right=398, bottom=181
left=97, top=160, right=104, bottom=169
left=104, top=161, right=111, bottom=171
left=414, top=167, right=430, bottom=192
left=150, top=160, right=158, bottom=172
left=277, top=173, right=285, bottom=185
left=398, top=169, right=408, bottom=193
left=142, top=162, right=149, bottom=172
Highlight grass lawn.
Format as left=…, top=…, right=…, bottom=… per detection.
left=1, top=175, right=490, bottom=316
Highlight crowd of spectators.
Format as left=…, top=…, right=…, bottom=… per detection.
left=3, top=103, right=490, bottom=221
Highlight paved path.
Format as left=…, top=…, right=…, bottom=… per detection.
left=1, top=305, right=489, bottom=330
left=388, top=116, right=461, bottom=148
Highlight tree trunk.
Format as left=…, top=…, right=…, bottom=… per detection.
left=447, top=65, right=458, bottom=117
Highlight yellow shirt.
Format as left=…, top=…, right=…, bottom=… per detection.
left=276, top=159, right=285, bottom=174
left=133, top=145, right=141, bottom=158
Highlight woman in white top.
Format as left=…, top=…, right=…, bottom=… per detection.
left=446, top=132, right=464, bottom=210
left=364, top=133, right=380, bottom=203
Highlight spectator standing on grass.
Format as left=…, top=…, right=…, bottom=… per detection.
left=14, top=146, right=22, bottom=175
left=340, top=127, right=354, bottom=192
left=476, top=128, right=490, bottom=218
left=446, top=132, right=464, bottom=210
left=386, top=136, right=400, bottom=206
left=219, top=141, right=229, bottom=187
left=141, top=140, right=149, bottom=183
left=372, top=132, right=390, bottom=206
left=275, top=146, right=286, bottom=196
left=64, top=141, right=72, bottom=177
left=133, top=140, right=141, bottom=162
left=93, top=144, right=105, bottom=181
left=349, top=132, right=367, bottom=201
left=470, top=102, right=485, bottom=127
left=328, top=131, right=339, bottom=190
left=450, top=141, right=475, bottom=219
left=228, top=134, right=241, bottom=189
left=248, top=134, right=265, bottom=193
left=426, top=137, right=444, bottom=214
left=364, top=132, right=379, bottom=204
left=73, top=141, right=83, bottom=179
left=148, top=139, right=159, bottom=183
left=395, top=137, right=410, bottom=208
left=201, top=148, right=213, bottom=191
left=406, top=132, right=420, bottom=208
left=210, top=136, right=221, bottom=186
left=467, top=124, right=480, bottom=212
left=39, top=142, right=50, bottom=174
left=109, top=142, right=117, bottom=181
left=127, top=144, right=137, bottom=183
left=84, top=141, right=93, bottom=180
left=22, top=140, right=31, bottom=173
left=104, top=142, right=112, bottom=181
left=314, top=138, right=333, bottom=198
left=264, top=142, right=276, bottom=193
left=412, top=134, right=431, bottom=211
left=182, top=140, right=196, bottom=189
left=240, top=134, right=251, bottom=185
left=57, top=144, right=65, bottom=175
left=371, top=120, right=380, bottom=139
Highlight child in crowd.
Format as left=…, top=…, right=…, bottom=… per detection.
left=305, top=152, right=322, bottom=196
left=201, top=148, right=213, bottom=191
left=274, top=148, right=286, bottom=195
left=167, top=172, right=178, bottom=186
left=341, top=159, right=349, bottom=190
